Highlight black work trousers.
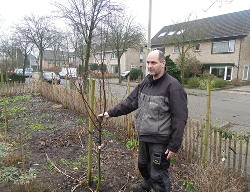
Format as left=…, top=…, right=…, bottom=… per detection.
left=138, top=141, right=170, bottom=192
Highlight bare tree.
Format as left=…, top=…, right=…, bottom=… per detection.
left=18, top=15, right=57, bottom=78
left=203, top=0, right=234, bottom=12
left=167, top=15, right=204, bottom=84
left=14, top=28, right=34, bottom=76
left=0, top=38, right=22, bottom=72
left=54, top=0, right=121, bottom=84
left=107, top=14, right=145, bottom=83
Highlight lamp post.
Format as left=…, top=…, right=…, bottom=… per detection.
left=146, top=0, right=152, bottom=76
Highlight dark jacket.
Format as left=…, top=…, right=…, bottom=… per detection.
left=108, top=72, right=188, bottom=153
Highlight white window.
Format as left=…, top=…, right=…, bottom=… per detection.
left=242, top=66, right=249, bottom=80
left=158, top=32, right=167, bottom=37
left=173, top=46, right=179, bottom=53
left=168, top=31, right=175, bottom=36
left=212, top=40, right=235, bottom=53
left=176, top=29, right=185, bottom=35
left=110, top=52, right=116, bottom=59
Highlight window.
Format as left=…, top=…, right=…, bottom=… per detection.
left=176, top=29, right=185, bottom=35
left=173, top=46, right=179, bottom=53
left=140, top=59, right=143, bottom=63
left=242, top=66, right=249, bottom=80
left=195, top=44, right=200, bottom=51
left=212, top=40, right=235, bottom=53
left=210, top=66, right=232, bottom=80
left=110, top=52, right=117, bottom=59
left=168, top=31, right=175, bottom=36
left=140, top=47, right=144, bottom=53
left=158, top=32, right=166, bottom=37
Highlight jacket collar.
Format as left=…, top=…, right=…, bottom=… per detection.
left=146, top=71, right=167, bottom=85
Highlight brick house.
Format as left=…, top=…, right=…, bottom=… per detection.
left=42, top=50, right=81, bottom=69
left=89, top=47, right=146, bottom=73
left=151, top=9, right=250, bottom=81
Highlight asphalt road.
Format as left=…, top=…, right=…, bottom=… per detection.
left=187, top=87, right=250, bottom=134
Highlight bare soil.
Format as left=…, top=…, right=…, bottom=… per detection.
left=1, top=94, right=249, bottom=192
left=0, top=94, right=188, bottom=192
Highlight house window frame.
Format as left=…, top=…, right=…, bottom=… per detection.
left=173, top=46, right=179, bottom=53
left=110, top=52, right=117, bottom=59
left=209, top=66, right=233, bottom=80
left=212, top=39, right=235, bottom=54
left=242, top=65, right=249, bottom=80
left=195, top=43, right=201, bottom=52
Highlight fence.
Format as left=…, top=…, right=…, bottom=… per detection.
left=0, top=81, right=39, bottom=96
left=1, top=80, right=249, bottom=175
left=183, top=119, right=249, bottom=175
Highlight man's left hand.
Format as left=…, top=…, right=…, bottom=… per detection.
left=165, top=149, right=176, bottom=160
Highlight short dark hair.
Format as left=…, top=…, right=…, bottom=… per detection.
left=158, top=51, right=165, bottom=62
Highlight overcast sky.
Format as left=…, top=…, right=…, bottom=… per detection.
left=0, top=0, right=250, bottom=37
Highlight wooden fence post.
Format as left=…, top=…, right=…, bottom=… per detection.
left=203, top=79, right=211, bottom=167
left=238, top=135, right=243, bottom=172
left=244, top=136, right=249, bottom=174
left=127, top=76, right=131, bottom=139
left=233, top=132, right=237, bottom=169
left=213, top=129, right=217, bottom=161
left=228, top=136, right=232, bottom=168
left=87, top=79, right=95, bottom=186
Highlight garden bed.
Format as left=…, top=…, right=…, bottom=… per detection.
left=0, top=94, right=248, bottom=192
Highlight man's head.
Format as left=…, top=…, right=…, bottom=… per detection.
left=147, top=50, right=166, bottom=80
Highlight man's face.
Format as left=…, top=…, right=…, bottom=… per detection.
left=146, top=52, right=166, bottom=79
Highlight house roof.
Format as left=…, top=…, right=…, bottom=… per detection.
left=43, top=50, right=76, bottom=60
left=151, top=9, right=250, bottom=47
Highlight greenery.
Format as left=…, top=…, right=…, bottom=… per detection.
left=76, top=118, right=87, bottom=123
left=0, top=143, right=13, bottom=160
left=165, top=55, right=181, bottom=83
left=125, top=139, right=139, bottom=150
left=129, top=68, right=143, bottom=81
left=186, top=77, right=200, bottom=88
left=0, top=166, right=37, bottom=184
left=28, top=124, right=56, bottom=130
left=179, top=179, right=199, bottom=191
left=213, top=78, right=229, bottom=88
left=184, top=74, right=230, bottom=89
left=98, top=64, right=107, bottom=72
left=89, top=63, right=99, bottom=71
left=0, top=72, right=25, bottom=83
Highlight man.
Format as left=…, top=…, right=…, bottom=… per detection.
left=98, top=50, right=188, bottom=192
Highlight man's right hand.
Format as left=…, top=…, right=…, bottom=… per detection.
left=98, top=111, right=110, bottom=119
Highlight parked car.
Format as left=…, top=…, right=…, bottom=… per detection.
left=121, top=70, right=130, bottom=79
left=59, top=67, right=77, bottom=79
left=14, top=68, right=33, bottom=77
left=43, top=71, right=60, bottom=84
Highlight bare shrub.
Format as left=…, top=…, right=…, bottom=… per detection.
left=0, top=151, right=21, bottom=167
left=188, top=161, right=248, bottom=192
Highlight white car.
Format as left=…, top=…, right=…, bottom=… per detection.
left=43, top=71, right=61, bottom=84
left=121, top=71, right=130, bottom=77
